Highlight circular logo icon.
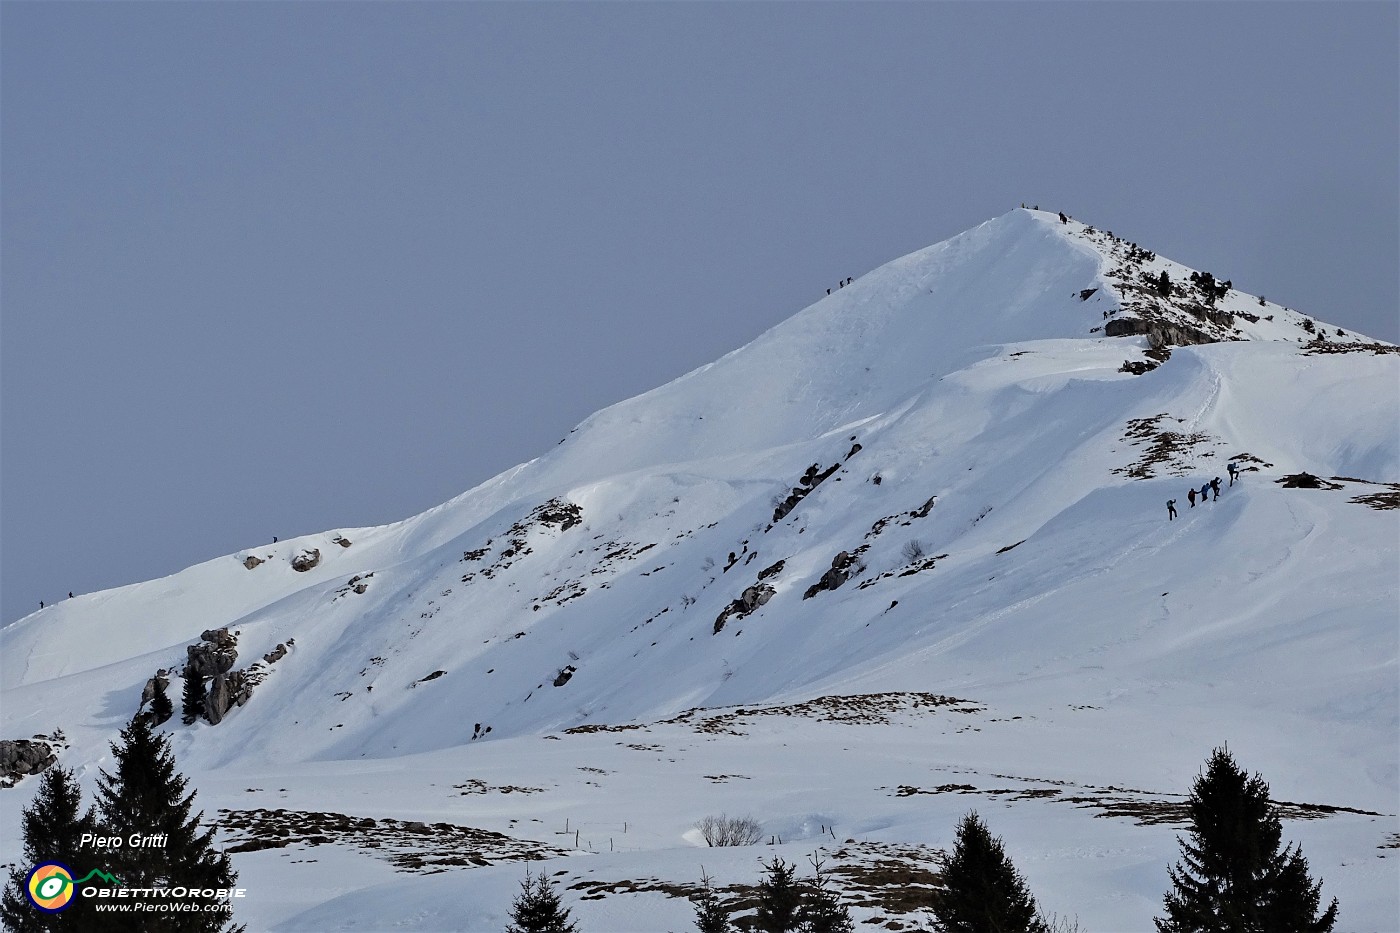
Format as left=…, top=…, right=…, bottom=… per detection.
left=26, top=862, right=75, bottom=913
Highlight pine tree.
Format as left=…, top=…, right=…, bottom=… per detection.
left=149, top=679, right=173, bottom=726
left=504, top=868, right=578, bottom=933
left=754, top=857, right=802, bottom=933
left=931, top=811, right=1045, bottom=933
left=1156, top=270, right=1172, bottom=297
left=692, top=869, right=730, bottom=933
left=181, top=666, right=205, bottom=725
left=796, top=856, right=853, bottom=933
left=0, top=765, right=100, bottom=931
left=1156, top=747, right=1338, bottom=933
left=95, top=715, right=241, bottom=932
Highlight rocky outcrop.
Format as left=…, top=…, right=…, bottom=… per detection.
left=773, top=462, right=841, bottom=523
left=291, top=548, right=322, bottom=572
left=756, top=559, right=785, bottom=581
left=187, top=628, right=238, bottom=677
left=204, top=675, right=231, bottom=724
left=530, top=499, right=584, bottom=531
left=0, top=734, right=65, bottom=787
left=243, top=555, right=265, bottom=570
left=1118, top=360, right=1160, bottom=376
left=1105, top=316, right=1218, bottom=350
left=336, top=574, right=373, bottom=598
left=333, top=535, right=352, bottom=548
left=804, top=550, right=860, bottom=600
left=739, top=583, right=775, bottom=613
left=204, top=669, right=255, bottom=725
left=713, top=583, right=776, bottom=634
left=553, top=666, right=576, bottom=687
left=179, top=629, right=288, bottom=726
left=1276, top=473, right=1343, bottom=490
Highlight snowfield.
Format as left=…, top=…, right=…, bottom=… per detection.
left=3, top=209, right=1396, bottom=931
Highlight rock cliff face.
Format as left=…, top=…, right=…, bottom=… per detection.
left=127, top=629, right=293, bottom=730
left=177, top=628, right=291, bottom=725
left=1104, top=315, right=1218, bottom=349
left=204, top=669, right=256, bottom=725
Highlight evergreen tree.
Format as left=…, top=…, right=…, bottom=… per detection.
left=931, top=811, right=1045, bottom=933
left=692, top=869, right=730, bottom=933
left=0, top=765, right=100, bottom=931
left=181, top=667, right=205, bottom=726
left=1156, top=747, right=1338, bottom=933
left=95, top=715, right=241, bottom=932
left=149, top=679, right=173, bottom=727
left=796, top=857, right=853, bottom=933
left=754, top=858, right=802, bottom=933
left=505, top=868, right=578, bottom=933
left=1156, top=270, right=1172, bottom=297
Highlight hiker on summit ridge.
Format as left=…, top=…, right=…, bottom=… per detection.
left=1227, top=461, right=1239, bottom=486
left=1167, top=499, right=1177, bottom=521
left=1211, top=477, right=1221, bottom=500
left=1188, top=488, right=1197, bottom=508
left=1200, top=483, right=1211, bottom=502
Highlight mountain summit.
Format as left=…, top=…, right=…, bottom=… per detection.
left=3, top=209, right=1396, bottom=931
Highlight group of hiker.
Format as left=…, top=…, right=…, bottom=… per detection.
left=826, top=277, right=854, bottom=295
left=1167, top=462, right=1240, bottom=520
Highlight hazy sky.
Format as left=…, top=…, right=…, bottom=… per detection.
left=3, top=2, right=1396, bottom=625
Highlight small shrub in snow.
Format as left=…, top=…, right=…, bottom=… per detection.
left=697, top=813, right=762, bottom=847
left=902, top=539, right=927, bottom=562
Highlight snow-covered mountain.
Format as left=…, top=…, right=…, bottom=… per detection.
left=3, top=208, right=1396, bottom=931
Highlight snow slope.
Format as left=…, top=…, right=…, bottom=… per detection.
left=3, top=209, right=1396, bottom=932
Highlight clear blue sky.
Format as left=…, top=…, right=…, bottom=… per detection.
left=3, top=2, right=1396, bottom=624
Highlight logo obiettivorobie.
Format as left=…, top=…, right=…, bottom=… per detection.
left=25, top=862, right=75, bottom=913
left=24, top=863, right=121, bottom=913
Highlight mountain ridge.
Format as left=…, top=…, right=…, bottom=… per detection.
left=3, top=209, right=1395, bottom=931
